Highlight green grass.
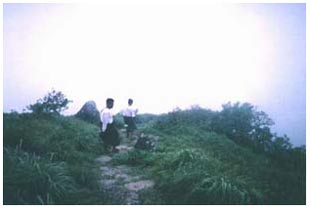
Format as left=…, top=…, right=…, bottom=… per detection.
left=4, top=146, right=76, bottom=204
left=129, top=113, right=305, bottom=204
left=3, top=108, right=305, bottom=205
left=148, top=132, right=266, bottom=204
left=3, top=113, right=109, bottom=204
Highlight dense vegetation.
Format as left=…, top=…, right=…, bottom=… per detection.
left=115, top=104, right=306, bottom=204
left=3, top=90, right=109, bottom=204
left=3, top=113, right=111, bottom=204
left=3, top=91, right=306, bottom=204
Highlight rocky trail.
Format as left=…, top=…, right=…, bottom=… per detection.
left=95, top=129, right=155, bottom=204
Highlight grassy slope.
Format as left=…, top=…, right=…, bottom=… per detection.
left=3, top=111, right=306, bottom=205
left=119, top=113, right=305, bottom=205
left=3, top=113, right=108, bottom=204
left=124, top=125, right=268, bottom=204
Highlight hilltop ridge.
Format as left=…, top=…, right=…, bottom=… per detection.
left=3, top=100, right=306, bottom=204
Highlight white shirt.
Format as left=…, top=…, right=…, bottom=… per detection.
left=100, top=108, right=114, bottom=132
left=122, top=105, right=138, bottom=117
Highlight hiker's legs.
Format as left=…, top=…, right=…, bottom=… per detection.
left=103, top=142, right=111, bottom=152
left=112, top=145, right=119, bottom=153
left=126, top=129, right=129, bottom=138
left=127, top=130, right=134, bottom=140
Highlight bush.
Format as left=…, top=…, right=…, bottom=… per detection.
left=27, top=89, right=72, bottom=115
left=211, top=102, right=275, bottom=151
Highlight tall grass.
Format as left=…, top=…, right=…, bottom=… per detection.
left=131, top=109, right=305, bottom=204
left=4, top=106, right=305, bottom=204
left=4, top=147, right=76, bottom=204
left=149, top=142, right=265, bottom=204
left=3, top=113, right=109, bottom=204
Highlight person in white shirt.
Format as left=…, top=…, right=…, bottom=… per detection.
left=122, top=98, right=138, bottom=139
left=100, top=98, right=120, bottom=153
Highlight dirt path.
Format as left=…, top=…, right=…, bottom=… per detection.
left=95, top=129, right=155, bottom=205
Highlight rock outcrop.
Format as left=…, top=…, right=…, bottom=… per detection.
left=75, top=101, right=100, bottom=125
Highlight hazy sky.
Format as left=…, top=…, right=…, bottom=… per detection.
left=3, top=3, right=306, bottom=146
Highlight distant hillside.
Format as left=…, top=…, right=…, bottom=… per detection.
left=3, top=101, right=306, bottom=204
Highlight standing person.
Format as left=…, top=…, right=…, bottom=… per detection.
left=100, top=98, right=120, bottom=153
left=122, top=98, right=138, bottom=139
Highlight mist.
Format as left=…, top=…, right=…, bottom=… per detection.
left=3, top=3, right=305, bottom=146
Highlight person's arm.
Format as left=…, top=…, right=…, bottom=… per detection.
left=100, top=110, right=104, bottom=123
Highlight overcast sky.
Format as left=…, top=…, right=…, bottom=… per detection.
left=3, top=3, right=306, bottom=146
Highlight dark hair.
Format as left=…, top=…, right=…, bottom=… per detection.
left=106, top=98, right=114, bottom=104
left=128, top=98, right=133, bottom=105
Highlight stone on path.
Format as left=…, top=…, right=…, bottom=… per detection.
left=116, top=145, right=134, bottom=153
left=96, top=156, right=112, bottom=164
left=95, top=130, right=159, bottom=204
left=124, top=180, right=155, bottom=192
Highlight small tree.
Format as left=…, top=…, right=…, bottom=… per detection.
left=27, top=89, right=72, bottom=115
left=211, top=102, right=274, bottom=147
